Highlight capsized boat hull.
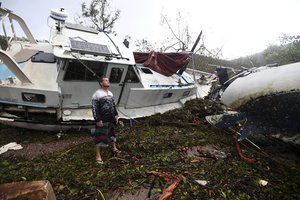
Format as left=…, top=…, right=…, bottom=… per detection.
left=216, top=62, right=300, bottom=144
left=220, top=62, right=300, bottom=131
left=220, top=62, right=300, bottom=109
left=239, top=90, right=300, bottom=131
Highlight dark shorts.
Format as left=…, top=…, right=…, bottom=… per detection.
left=94, top=125, right=117, bottom=147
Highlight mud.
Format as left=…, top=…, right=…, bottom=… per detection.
left=0, top=131, right=92, bottom=160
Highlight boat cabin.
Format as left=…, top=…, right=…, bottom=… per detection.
left=0, top=7, right=200, bottom=130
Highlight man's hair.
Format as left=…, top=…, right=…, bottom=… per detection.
left=98, top=76, right=108, bottom=87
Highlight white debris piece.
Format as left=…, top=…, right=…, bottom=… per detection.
left=0, top=142, right=23, bottom=155
left=195, top=180, right=208, bottom=186
left=258, top=179, right=268, bottom=186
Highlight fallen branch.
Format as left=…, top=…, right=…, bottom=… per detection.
left=59, top=148, right=72, bottom=157
left=107, top=157, right=128, bottom=163
left=76, top=192, right=95, bottom=200
left=233, top=133, right=255, bottom=164
left=147, top=171, right=184, bottom=200
left=160, top=121, right=200, bottom=127
left=147, top=171, right=173, bottom=183
left=96, top=188, right=106, bottom=200
left=228, top=127, right=268, bottom=157
left=158, top=176, right=183, bottom=200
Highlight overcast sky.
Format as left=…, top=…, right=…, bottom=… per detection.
left=1, top=0, right=300, bottom=59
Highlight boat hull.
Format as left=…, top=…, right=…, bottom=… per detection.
left=240, top=91, right=300, bottom=132
left=220, top=62, right=300, bottom=109
left=218, top=62, right=300, bottom=144
left=0, top=91, right=199, bottom=131
left=0, top=117, right=94, bottom=132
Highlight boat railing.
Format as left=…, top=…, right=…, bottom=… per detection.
left=0, top=7, right=37, bottom=47
left=186, top=68, right=213, bottom=76
left=149, top=83, right=194, bottom=88
left=1, top=13, right=11, bottom=47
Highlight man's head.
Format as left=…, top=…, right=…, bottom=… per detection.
left=98, top=76, right=110, bottom=88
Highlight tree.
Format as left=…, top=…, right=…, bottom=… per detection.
left=134, top=39, right=156, bottom=52
left=264, top=34, right=300, bottom=65
left=160, top=12, right=223, bottom=60
left=81, top=0, right=120, bottom=34
left=0, top=36, right=8, bottom=50
left=160, top=12, right=191, bottom=52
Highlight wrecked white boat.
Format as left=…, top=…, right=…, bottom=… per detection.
left=207, top=63, right=300, bottom=144
left=219, top=63, right=300, bottom=110
left=0, top=8, right=211, bottom=131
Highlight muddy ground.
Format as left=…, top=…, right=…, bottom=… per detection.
left=0, top=99, right=299, bottom=199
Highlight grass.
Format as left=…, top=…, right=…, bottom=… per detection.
left=0, top=99, right=299, bottom=199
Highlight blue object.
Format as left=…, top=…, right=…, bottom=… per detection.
left=216, top=67, right=229, bottom=87
left=0, top=63, right=25, bottom=80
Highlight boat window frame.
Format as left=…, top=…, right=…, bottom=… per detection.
left=125, top=65, right=140, bottom=83
left=31, top=52, right=57, bottom=63
left=63, top=59, right=107, bottom=81
left=22, top=92, right=46, bottom=103
left=109, top=67, right=124, bottom=83
left=141, top=67, right=153, bottom=74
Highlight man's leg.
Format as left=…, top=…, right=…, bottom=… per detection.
left=95, top=146, right=103, bottom=162
left=111, top=142, right=121, bottom=156
left=111, top=142, right=118, bottom=152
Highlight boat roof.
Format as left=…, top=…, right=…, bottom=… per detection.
left=51, top=22, right=135, bottom=65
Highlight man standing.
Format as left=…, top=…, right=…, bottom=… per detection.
left=92, top=76, right=120, bottom=164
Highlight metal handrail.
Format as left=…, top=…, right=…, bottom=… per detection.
left=1, top=13, right=10, bottom=48
left=0, top=7, right=36, bottom=44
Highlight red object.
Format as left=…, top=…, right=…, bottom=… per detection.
left=133, top=51, right=190, bottom=76
left=146, top=171, right=185, bottom=200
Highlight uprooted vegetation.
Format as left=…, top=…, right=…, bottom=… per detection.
left=0, top=99, right=299, bottom=199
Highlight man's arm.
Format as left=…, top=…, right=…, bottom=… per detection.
left=113, top=100, right=119, bottom=117
left=92, top=99, right=103, bottom=127
left=113, top=100, right=119, bottom=124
